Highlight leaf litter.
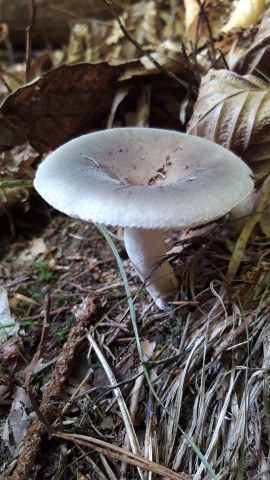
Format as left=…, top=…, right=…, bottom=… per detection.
left=1, top=1, right=270, bottom=479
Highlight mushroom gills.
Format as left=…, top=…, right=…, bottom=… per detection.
left=124, top=227, right=179, bottom=310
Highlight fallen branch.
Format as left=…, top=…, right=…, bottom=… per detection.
left=7, top=297, right=97, bottom=480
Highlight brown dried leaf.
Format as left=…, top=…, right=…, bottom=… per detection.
left=222, top=0, right=265, bottom=33
left=0, top=336, right=23, bottom=372
left=160, top=3, right=185, bottom=40
left=66, top=1, right=163, bottom=64
left=187, top=69, right=270, bottom=179
left=232, top=6, right=270, bottom=76
left=0, top=143, right=38, bottom=213
left=1, top=386, right=32, bottom=456
left=0, top=62, right=124, bottom=153
left=105, top=0, right=160, bottom=59
left=183, top=0, right=237, bottom=46
left=183, top=0, right=212, bottom=41
left=17, top=238, right=49, bottom=263
left=0, top=143, right=38, bottom=177
left=0, top=186, right=30, bottom=215
left=0, top=113, right=27, bottom=148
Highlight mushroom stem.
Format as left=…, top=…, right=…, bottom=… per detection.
left=124, top=227, right=179, bottom=310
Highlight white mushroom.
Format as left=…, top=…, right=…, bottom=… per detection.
left=34, top=128, right=254, bottom=309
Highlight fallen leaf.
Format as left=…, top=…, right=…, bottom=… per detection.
left=183, top=0, right=211, bottom=41
left=0, top=62, right=124, bottom=153
left=187, top=69, right=270, bottom=180
left=0, top=336, right=23, bottom=372
left=0, top=374, right=11, bottom=404
left=0, top=186, right=30, bottom=215
left=232, top=6, right=270, bottom=77
left=0, top=143, right=38, bottom=177
left=0, top=286, right=19, bottom=345
left=1, top=386, right=32, bottom=456
left=0, top=113, right=26, bottom=148
left=105, top=0, right=160, bottom=59
left=141, top=339, right=156, bottom=360
left=222, top=0, right=265, bottom=33
left=17, top=237, right=48, bottom=263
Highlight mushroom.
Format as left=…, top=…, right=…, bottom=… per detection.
left=34, top=128, right=254, bottom=309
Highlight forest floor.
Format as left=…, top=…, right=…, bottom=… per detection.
left=1, top=201, right=270, bottom=479
left=1, top=1, right=270, bottom=478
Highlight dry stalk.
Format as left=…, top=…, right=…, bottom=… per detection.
left=52, top=431, right=190, bottom=480
left=87, top=332, right=144, bottom=480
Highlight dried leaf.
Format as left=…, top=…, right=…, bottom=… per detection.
left=0, top=143, right=38, bottom=177
left=232, top=6, right=270, bottom=77
left=160, top=4, right=185, bottom=40
left=0, top=286, right=19, bottom=345
left=183, top=0, right=211, bottom=41
left=1, top=386, right=32, bottom=455
left=139, top=40, right=188, bottom=77
left=141, top=339, right=156, bottom=360
left=187, top=69, right=270, bottom=180
left=222, top=0, right=265, bottom=32
left=105, top=1, right=160, bottom=59
left=0, top=113, right=26, bottom=148
left=0, top=62, right=124, bottom=153
left=17, top=237, right=49, bottom=263
left=67, top=23, right=91, bottom=64
left=0, top=186, right=30, bottom=215
left=182, top=0, right=241, bottom=63
left=0, top=336, right=23, bottom=372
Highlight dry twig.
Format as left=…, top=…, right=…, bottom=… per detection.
left=25, top=0, right=36, bottom=82
left=8, top=298, right=97, bottom=480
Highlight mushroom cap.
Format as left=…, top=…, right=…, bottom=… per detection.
left=34, top=128, right=254, bottom=229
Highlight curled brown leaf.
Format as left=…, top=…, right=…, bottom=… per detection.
left=187, top=69, right=270, bottom=180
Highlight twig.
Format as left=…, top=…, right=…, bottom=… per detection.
left=25, top=293, right=52, bottom=430
left=25, top=0, right=36, bottom=83
left=194, top=0, right=216, bottom=65
left=9, top=298, right=97, bottom=480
